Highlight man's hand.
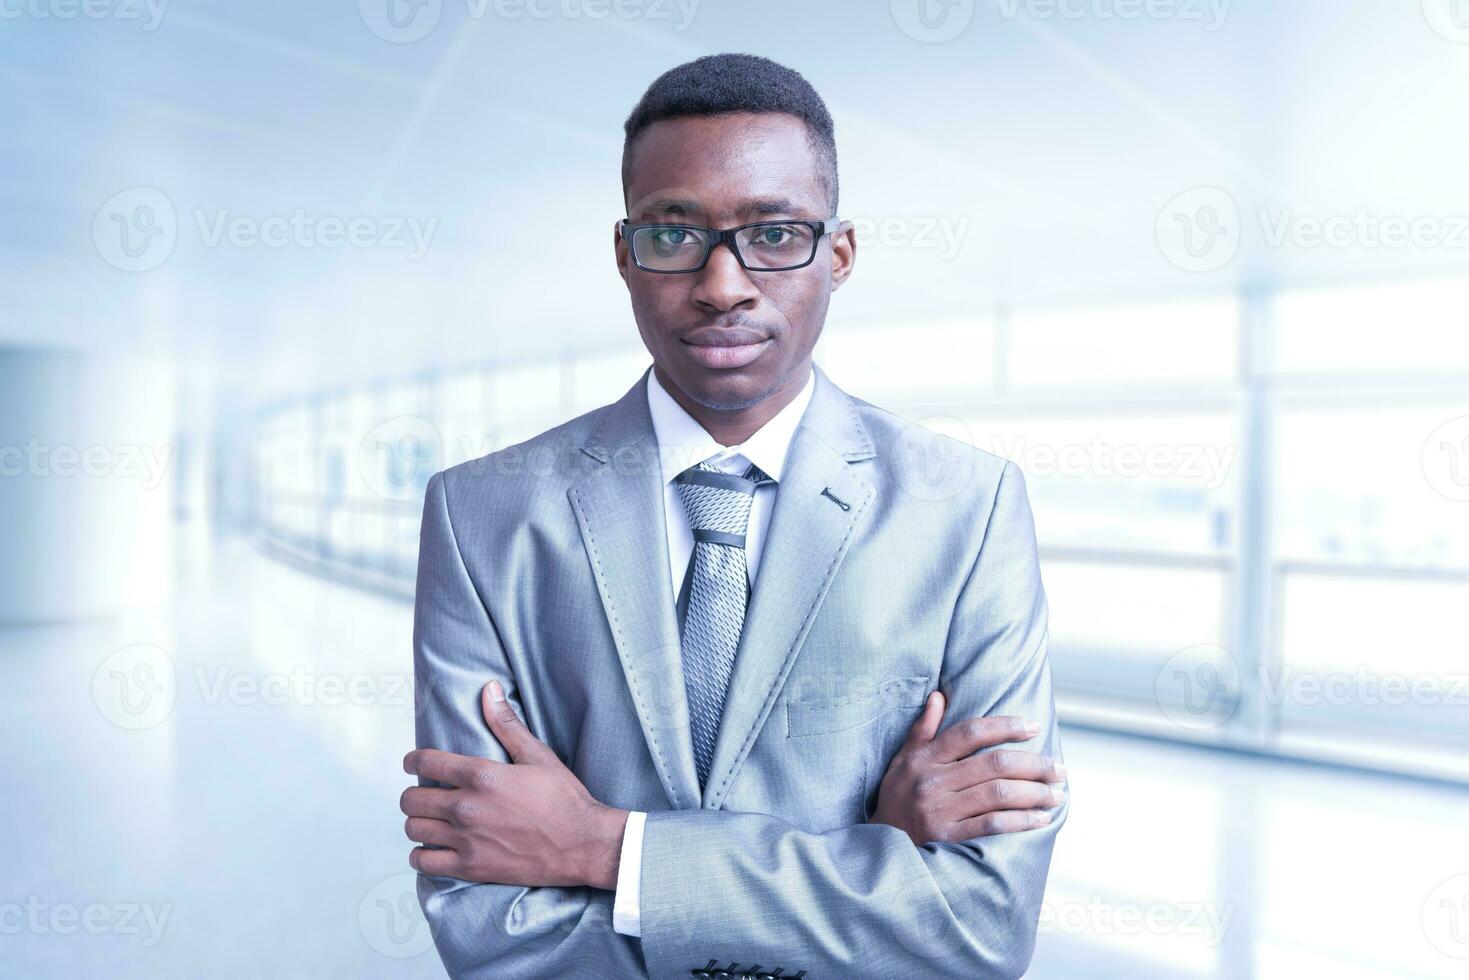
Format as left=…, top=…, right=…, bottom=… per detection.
left=870, top=691, right=1066, bottom=845
left=401, top=680, right=629, bottom=890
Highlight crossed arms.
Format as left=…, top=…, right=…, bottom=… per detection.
left=407, top=462, right=1067, bottom=979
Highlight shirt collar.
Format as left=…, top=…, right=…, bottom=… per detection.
left=646, top=364, right=816, bottom=486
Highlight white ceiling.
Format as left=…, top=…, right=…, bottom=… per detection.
left=5, top=0, right=1469, bottom=398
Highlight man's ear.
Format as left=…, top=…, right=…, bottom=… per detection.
left=829, top=221, right=856, bottom=290
left=613, top=220, right=630, bottom=286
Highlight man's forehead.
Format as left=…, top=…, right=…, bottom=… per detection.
left=642, top=110, right=808, bottom=142
left=635, top=195, right=812, bottom=220
left=629, top=114, right=812, bottom=172
left=625, top=112, right=827, bottom=217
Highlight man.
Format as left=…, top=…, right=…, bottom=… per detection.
left=402, top=53, right=1068, bottom=979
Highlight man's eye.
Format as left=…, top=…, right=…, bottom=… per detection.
left=748, top=224, right=807, bottom=251
left=651, top=229, right=698, bottom=248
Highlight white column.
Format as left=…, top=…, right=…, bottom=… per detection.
left=0, top=348, right=175, bottom=623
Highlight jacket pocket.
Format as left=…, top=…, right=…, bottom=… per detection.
left=785, top=674, right=931, bottom=737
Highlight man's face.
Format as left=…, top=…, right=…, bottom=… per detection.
left=616, top=112, right=855, bottom=412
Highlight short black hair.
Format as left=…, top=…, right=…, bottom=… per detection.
left=621, top=53, right=839, bottom=215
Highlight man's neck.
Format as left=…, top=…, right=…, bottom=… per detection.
left=654, top=361, right=810, bottom=447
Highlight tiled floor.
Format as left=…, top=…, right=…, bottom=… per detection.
left=3, top=539, right=1466, bottom=978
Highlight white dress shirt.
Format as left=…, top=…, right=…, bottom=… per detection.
left=611, top=364, right=816, bottom=938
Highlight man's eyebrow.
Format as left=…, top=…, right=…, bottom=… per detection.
left=740, top=197, right=803, bottom=218
left=640, top=198, right=703, bottom=217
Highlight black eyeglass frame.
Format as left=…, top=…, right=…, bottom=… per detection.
left=617, top=216, right=846, bottom=274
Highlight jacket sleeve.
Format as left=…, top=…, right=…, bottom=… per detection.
left=412, top=470, right=649, bottom=979
left=637, top=461, right=1067, bottom=980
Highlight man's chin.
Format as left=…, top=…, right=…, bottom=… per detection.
left=669, top=367, right=775, bottom=413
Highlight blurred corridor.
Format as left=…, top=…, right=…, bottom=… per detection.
left=6, top=0, right=1469, bottom=976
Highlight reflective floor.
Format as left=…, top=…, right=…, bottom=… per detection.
left=3, top=538, right=1466, bottom=978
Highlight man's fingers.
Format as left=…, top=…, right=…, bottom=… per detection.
left=399, top=785, right=457, bottom=821
left=403, top=748, right=488, bottom=787
left=950, top=808, right=1054, bottom=840
left=928, top=715, right=1040, bottom=763
left=903, top=690, right=946, bottom=750
left=480, top=680, right=554, bottom=765
left=951, top=778, right=1065, bottom=817
left=404, top=816, right=456, bottom=847
left=947, top=749, right=1064, bottom=788
left=409, top=845, right=460, bottom=877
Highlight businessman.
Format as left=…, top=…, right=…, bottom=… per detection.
left=402, top=53, right=1068, bottom=978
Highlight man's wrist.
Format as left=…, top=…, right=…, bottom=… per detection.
left=580, top=804, right=630, bottom=890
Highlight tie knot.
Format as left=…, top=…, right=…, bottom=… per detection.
left=674, top=458, right=769, bottom=536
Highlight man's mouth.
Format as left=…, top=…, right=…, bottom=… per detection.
left=680, top=327, right=773, bottom=370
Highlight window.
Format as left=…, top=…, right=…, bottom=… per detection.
left=249, top=276, right=1469, bottom=778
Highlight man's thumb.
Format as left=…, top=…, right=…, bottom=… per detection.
left=480, top=679, right=545, bottom=765
left=905, top=690, right=945, bottom=747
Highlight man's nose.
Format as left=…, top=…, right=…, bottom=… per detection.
left=690, top=239, right=760, bottom=311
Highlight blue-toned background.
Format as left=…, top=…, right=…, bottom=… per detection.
left=4, top=1, right=1469, bottom=976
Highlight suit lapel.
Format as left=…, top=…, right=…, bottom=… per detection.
left=567, top=367, right=702, bottom=811
left=568, top=362, right=877, bottom=813
left=700, top=364, right=876, bottom=808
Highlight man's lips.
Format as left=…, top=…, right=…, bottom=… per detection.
left=680, top=326, right=773, bottom=370
left=681, top=336, right=772, bottom=370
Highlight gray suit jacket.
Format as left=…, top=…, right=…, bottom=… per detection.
left=413, top=362, right=1066, bottom=979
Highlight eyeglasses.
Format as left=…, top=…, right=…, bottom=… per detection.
left=618, top=217, right=845, bottom=273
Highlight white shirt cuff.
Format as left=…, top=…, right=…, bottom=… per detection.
left=611, top=810, right=646, bottom=937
